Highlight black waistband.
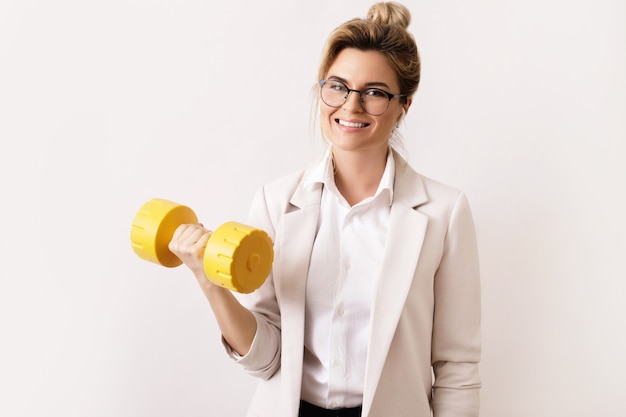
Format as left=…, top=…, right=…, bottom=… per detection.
left=299, top=400, right=362, bottom=417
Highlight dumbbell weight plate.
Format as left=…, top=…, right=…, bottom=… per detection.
left=130, top=198, right=198, bottom=267
left=204, top=222, right=274, bottom=294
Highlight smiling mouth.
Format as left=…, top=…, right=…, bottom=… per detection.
left=336, top=119, right=370, bottom=128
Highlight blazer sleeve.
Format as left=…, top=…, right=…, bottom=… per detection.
left=222, top=185, right=282, bottom=380
left=431, top=192, right=482, bottom=417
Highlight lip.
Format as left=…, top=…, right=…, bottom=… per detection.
left=335, top=118, right=371, bottom=129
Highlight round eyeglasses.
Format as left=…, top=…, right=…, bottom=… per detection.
left=319, top=79, right=406, bottom=116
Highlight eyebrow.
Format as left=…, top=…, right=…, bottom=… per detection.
left=327, top=76, right=392, bottom=90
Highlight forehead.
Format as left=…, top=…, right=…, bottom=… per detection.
left=326, top=48, right=399, bottom=89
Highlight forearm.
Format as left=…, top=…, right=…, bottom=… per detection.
left=197, top=277, right=257, bottom=356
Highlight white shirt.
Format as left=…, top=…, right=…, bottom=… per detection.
left=300, top=148, right=394, bottom=409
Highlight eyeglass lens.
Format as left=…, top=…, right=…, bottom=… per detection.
left=320, top=80, right=391, bottom=116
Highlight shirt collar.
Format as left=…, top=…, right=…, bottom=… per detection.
left=304, top=147, right=395, bottom=206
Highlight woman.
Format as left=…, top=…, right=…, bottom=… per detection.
left=169, top=2, right=481, bottom=416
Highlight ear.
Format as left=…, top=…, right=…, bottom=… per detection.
left=402, top=97, right=413, bottom=115
left=397, top=97, right=412, bottom=123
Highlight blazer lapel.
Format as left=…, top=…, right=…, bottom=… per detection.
left=275, top=179, right=322, bottom=417
left=362, top=158, right=429, bottom=416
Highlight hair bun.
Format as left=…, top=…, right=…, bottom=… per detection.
left=367, top=1, right=411, bottom=29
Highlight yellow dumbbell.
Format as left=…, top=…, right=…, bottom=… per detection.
left=130, top=198, right=273, bottom=294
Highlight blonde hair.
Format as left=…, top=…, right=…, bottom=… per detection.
left=317, top=2, right=421, bottom=100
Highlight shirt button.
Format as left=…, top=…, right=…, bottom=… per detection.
left=337, top=307, right=345, bottom=317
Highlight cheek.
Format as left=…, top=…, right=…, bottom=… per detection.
left=319, top=105, right=335, bottom=130
left=380, top=109, right=402, bottom=130
left=371, top=115, right=400, bottom=140
left=319, top=103, right=334, bottom=119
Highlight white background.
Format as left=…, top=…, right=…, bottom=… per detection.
left=1, top=0, right=625, bottom=416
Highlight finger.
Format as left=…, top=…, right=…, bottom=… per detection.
left=187, top=231, right=211, bottom=257
left=169, top=225, right=211, bottom=254
left=171, top=223, right=207, bottom=242
left=184, top=227, right=211, bottom=247
left=195, top=230, right=212, bottom=247
left=171, top=223, right=194, bottom=242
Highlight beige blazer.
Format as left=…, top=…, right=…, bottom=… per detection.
left=233, top=152, right=481, bottom=417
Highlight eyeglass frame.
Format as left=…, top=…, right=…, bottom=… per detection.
left=319, top=79, right=407, bottom=116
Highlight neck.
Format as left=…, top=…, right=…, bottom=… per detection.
left=332, top=147, right=389, bottom=206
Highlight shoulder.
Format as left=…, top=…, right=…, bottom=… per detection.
left=418, top=172, right=464, bottom=201
left=260, top=169, right=307, bottom=197
left=394, top=152, right=466, bottom=208
left=247, top=167, right=312, bottom=234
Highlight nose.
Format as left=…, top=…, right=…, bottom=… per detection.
left=342, top=90, right=364, bottom=112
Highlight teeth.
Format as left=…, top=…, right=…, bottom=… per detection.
left=338, top=119, right=367, bottom=128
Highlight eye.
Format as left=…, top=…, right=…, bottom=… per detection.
left=364, top=88, right=388, bottom=98
left=326, top=81, right=347, bottom=92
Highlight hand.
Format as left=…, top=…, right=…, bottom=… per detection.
left=169, top=225, right=257, bottom=356
left=168, top=223, right=213, bottom=281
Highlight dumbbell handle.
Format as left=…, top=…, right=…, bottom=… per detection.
left=130, top=198, right=273, bottom=293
